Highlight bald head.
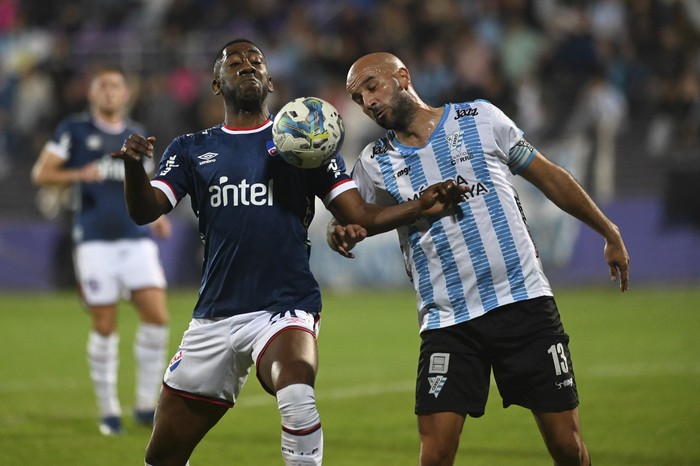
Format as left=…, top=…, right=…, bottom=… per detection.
left=346, top=52, right=406, bottom=87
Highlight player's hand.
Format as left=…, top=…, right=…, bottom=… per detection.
left=604, top=232, right=630, bottom=292
left=149, top=215, right=172, bottom=240
left=418, top=179, right=467, bottom=218
left=79, top=162, right=103, bottom=183
left=112, top=134, right=157, bottom=162
left=328, top=223, right=367, bottom=259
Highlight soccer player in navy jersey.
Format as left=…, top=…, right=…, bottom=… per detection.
left=31, top=66, right=171, bottom=436
left=328, top=52, right=631, bottom=466
left=112, top=39, right=465, bottom=466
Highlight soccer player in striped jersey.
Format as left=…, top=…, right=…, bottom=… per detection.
left=329, top=52, right=630, bottom=466
left=113, top=40, right=465, bottom=466
left=31, top=66, right=171, bottom=436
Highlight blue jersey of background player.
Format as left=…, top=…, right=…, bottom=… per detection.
left=47, top=112, right=151, bottom=242
left=31, top=66, right=170, bottom=437
left=150, top=120, right=355, bottom=318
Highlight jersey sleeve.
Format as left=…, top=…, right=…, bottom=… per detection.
left=485, top=100, right=536, bottom=175
left=317, top=152, right=356, bottom=207
left=350, top=154, right=377, bottom=203
left=150, top=137, right=190, bottom=208
left=350, top=141, right=398, bottom=206
left=44, top=119, right=73, bottom=162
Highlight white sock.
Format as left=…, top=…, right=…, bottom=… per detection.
left=134, top=323, right=169, bottom=412
left=145, top=462, right=189, bottom=466
left=277, top=384, right=323, bottom=466
left=87, top=331, right=121, bottom=417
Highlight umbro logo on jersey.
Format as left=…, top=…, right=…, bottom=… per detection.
left=454, top=107, right=478, bottom=119
left=428, top=376, right=447, bottom=398
left=198, top=152, right=218, bottom=165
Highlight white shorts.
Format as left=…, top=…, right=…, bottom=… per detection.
left=74, top=238, right=167, bottom=307
left=163, top=309, right=320, bottom=407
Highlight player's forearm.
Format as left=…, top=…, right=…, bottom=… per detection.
left=541, top=167, right=621, bottom=242
left=341, top=200, right=422, bottom=236
left=123, top=159, right=167, bottom=225
left=32, top=168, right=80, bottom=187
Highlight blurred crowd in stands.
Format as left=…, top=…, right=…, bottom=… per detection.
left=0, top=0, right=699, bottom=197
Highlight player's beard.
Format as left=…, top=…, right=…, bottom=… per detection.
left=222, top=79, right=269, bottom=113
left=376, top=87, right=415, bottom=132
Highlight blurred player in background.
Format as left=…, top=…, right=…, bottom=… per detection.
left=328, top=52, right=630, bottom=466
left=113, top=39, right=465, bottom=466
left=31, top=66, right=171, bottom=436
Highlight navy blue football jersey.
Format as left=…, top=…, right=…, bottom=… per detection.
left=151, top=119, right=355, bottom=318
left=45, top=113, right=152, bottom=243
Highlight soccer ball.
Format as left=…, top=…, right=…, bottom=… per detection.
left=272, top=96, right=345, bottom=169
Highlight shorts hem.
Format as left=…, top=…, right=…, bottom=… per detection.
left=504, top=400, right=580, bottom=413
left=162, top=382, right=234, bottom=408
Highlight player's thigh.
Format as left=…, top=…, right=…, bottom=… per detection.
left=490, top=297, right=579, bottom=412
left=88, top=304, right=119, bottom=335
left=532, top=407, right=584, bottom=447
left=74, top=241, right=120, bottom=307
left=131, top=287, right=169, bottom=325
left=252, top=310, right=320, bottom=394
left=147, top=388, right=228, bottom=463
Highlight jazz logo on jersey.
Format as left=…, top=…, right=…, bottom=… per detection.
left=428, top=376, right=447, bottom=398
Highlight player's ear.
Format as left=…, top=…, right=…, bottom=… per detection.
left=212, top=79, right=222, bottom=95
left=397, top=67, right=411, bottom=91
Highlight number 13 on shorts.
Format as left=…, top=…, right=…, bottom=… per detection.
left=547, top=343, right=569, bottom=376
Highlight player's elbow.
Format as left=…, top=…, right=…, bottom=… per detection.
left=127, top=207, right=158, bottom=226
left=30, top=166, right=47, bottom=187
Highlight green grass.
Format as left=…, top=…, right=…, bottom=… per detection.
left=1, top=285, right=699, bottom=465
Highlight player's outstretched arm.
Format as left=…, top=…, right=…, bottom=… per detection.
left=329, top=180, right=466, bottom=237
left=520, top=151, right=630, bottom=292
left=112, top=134, right=172, bottom=225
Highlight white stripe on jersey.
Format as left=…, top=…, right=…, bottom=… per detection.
left=352, top=100, right=552, bottom=333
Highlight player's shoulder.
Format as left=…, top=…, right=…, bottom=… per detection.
left=451, top=99, right=497, bottom=114
left=56, top=112, right=91, bottom=131
left=161, top=125, right=229, bottom=165
left=124, top=117, right=147, bottom=136
left=358, top=135, right=391, bottom=162
left=170, top=125, right=221, bottom=147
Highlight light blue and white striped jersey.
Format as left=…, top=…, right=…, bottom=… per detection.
left=352, top=100, right=553, bottom=333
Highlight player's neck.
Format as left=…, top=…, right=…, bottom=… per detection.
left=394, top=105, right=444, bottom=147
left=225, top=109, right=269, bottom=129
left=92, top=110, right=126, bottom=134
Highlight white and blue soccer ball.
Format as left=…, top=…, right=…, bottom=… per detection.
left=272, top=96, right=345, bottom=169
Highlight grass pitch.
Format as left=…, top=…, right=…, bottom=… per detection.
left=0, top=285, right=698, bottom=465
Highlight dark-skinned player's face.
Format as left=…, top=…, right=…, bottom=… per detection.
left=216, top=42, right=273, bottom=111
